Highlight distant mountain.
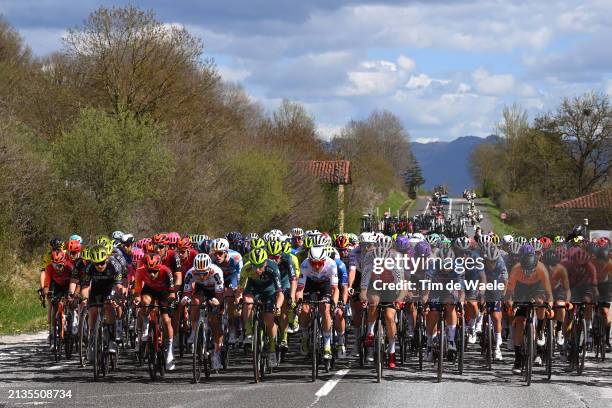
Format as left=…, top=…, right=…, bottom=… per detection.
left=410, top=135, right=499, bottom=195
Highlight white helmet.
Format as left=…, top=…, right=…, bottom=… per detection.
left=291, top=227, right=304, bottom=237
left=412, top=233, right=425, bottom=240
left=111, top=230, right=124, bottom=241
left=211, top=238, right=229, bottom=252
left=359, top=232, right=376, bottom=244
left=374, top=235, right=393, bottom=259
left=502, top=235, right=514, bottom=245
left=193, top=253, right=212, bottom=271
left=311, top=234, right=327, bottom=248
left=308, top=246, right=326, bottom=261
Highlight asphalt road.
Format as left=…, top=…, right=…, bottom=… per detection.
left=1, top=329, right=611, bottom=408
left=408, top=196, right=494, bottom=234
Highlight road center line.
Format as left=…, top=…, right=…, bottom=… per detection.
left=315, top=368, right=350, bottom=397
left=423, top=200, right=430, bottom=215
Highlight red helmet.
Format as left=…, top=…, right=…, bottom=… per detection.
left=144, top=241, right=155, bottom=253
left=598, top=237, right=610, bottom=248
left=177, top=237, right=191, bottom=250
left=572, top=248, right=590, bottom=265
left=51, top=250, right=67, bottom=265
left=335, top=234, right=349, bottom=249
left=555, top=245, right=568, bottom=260
left=144, top=253, right=162, bottom=270
left=152, top=233, right=168, bottom=246
left=539, top=236, right=552, bottom=250
left=67, top=239, right=82, bottom=253
left=132, top=248, right=144, bottom=263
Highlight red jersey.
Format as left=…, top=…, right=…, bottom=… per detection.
left=44, top=261, right=74, bottom=289
left=162, top=249, right=181, bottom=273
left=179, top=248, right=198, bottom=279
left=562, top=260, right=597, bottom=287
left=135, top=265, right=175, bottom=294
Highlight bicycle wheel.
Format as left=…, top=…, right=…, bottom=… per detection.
left=147, top=327, right=158, bottom=381
left=179, top=312, right=186, bottom=359
left=437, top=313, right=445, bottom=383
left=375, top=316, right=383, bottom=383
left=52, top=305, right=60, bottom=362
left=417, top=312, right=424, bottom=371
left=158, top=348, right=166, bottom=379
left=78, top=309, right=88, bottom=367
left=485, top=315, right=492, bottom=371
left=457, top=313, right=465, bottom=375
left=577, top=318, right=586, bottom=375
left=93, top=319, right=101, bottom=382
left=192, top=319, right=204, bottom=383
left=253, top=316, right=261, bottom=383
left=545, top=318, right=553, bottom=380
left=311, top=312, right=319, bottom=382
left=524, top=319, right=533, bottom=386
left=65, top=310, right=73, bottom=359
left=397, top=309, right=405, bottom=366
left=359, top=309, right=367, bottom=367
left=101, top=325, right=110, bottom=377
left=600, top=314, right=606, bottom=362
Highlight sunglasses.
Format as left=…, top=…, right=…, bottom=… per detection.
left=214, top=251, right=226, bottom=257
left=52, top=262, right=65, bottom=268
left=155, top=244, right=166, bottom=250
left=147, top=268, right=159, bottom=274
left=94, top=261, right=106, bottom=267
left=195, top=269, right=210, bottom=276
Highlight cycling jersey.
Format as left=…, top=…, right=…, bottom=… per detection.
left=43, top=261, right=74, bottom=290
left=134, top=265, right=175, bottom=294
left=161, top=249, right=181, bottom=273
left=506, top=262, right=552, bottom=302
left=335, top=257, right=348, bottom=286
left=269, top=253, right=296, bottom=290
left=483, top=257, right=508, bottom=302
left=179, top=248, right=198, bottom=281
left=215, top=249, right=243, bottom=289
left=298, top=258, right=338, bottom=288
left=183, top=264, right=224, bottom=296
left=562, top=261, right=597, bottom=288
left=238, top=261, right=283, bottom=296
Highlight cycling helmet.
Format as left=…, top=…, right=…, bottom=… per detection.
left=167, top=232, right=180, bottom=247
left=131, top=247, right=144, bottom=263
left=112, top=238, right=122, bottom=248
left=121, top=233, right=135, bottom=246
left=193, top=253, right=212, bottom=271
left=415, top=241, right=432, bottom=258
left=597, top=237, right=610, bottom=248
left=291, top=227, right=304, bottom=237
left=335, top=234, right=350, bottom=249
left=246, top=232, right=259, bottom=241
left=426, top=234, right=440, bottom=245
left=374, top=236, right=393, bottom=259
left=477, top=234, right=492, bottom=246
left=144, top=253, right=162, bottom=270
left=454, top=236, right=471, bottom=252
left=520, top=252, right=538, bottom=275
left=303, top=236, right=314, bottom=249
left=308, top=246, right=326, bottom=261
left=266, top=239, right=283, bottom=256
left=282, top=241, right=293, bottom=255
left=515, top=236, right=527, bottom=245
left=211, top=238, right=230, bottom=252
left=412, top=232, right=425, bottom=240
left=69, top=234, right=83, bottom=243
left=177, top=237, right=192, bottom=250
left=226, top=231, right=242, bottom=243
left=508, top=241, right=522, bottom=255
left=250, top=237, right=265, bottom=250
left=572, top=248, right=590, bottom=265
left=111, top=231, right=124, bottom=241
left=348, top=233, right=359, bottom=245
left=81, top=246, right=91, bottom=261
left=482, top=244, right=501, bottom=261
left=502, top=235, right=514, bottom=245
left=321, top=234, right=333, bottom=247
left=539, top=236, right=552, bottom=250
left=311, top=234, right=327, bottom=248
left=152, top=233, right=167, bottom=245
left=554, top=235, right=564, bottom=243
left=439, top=246, right=455, bottom=260
left=359, top=232, right=376, bottom=244
left=542, top=250, right=560, bottom=266
left=67, top=239, right=81, bottom=253
left=572, top=235, right=584, bottom=245
left=490, top=234, right=500, bottom=246
left=555, top=245, right=568, bottom=260
left=249, top=248, right=268, bottom=267
left=51, top=250, right=67, bottom=265
left=395, top=235, right=410, bottom=252
left=90, top=245, right=109, bottom=263
left=325, top=245, right=338, bottom=259
left=519, top=244, right=535, bottom=256
left=531, top=240, right=543, bottom=253
left=96, top=235, right=113, bottom=254
left=586, top=242, right=599, bottom=255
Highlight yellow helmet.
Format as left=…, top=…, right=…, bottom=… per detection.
left=90, top=244, right=109, bottom=264
left=95, top=235, right=113, bottom=255
left=81, top=245, right=91, bottom=261
left=266, top=239, right=283, bottom=256
left=250, top=237, right=265, bottom=249
left=249, top=248, right=268, bottom=267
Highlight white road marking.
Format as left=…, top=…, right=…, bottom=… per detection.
left=46, top=365, right=66, bottom=371
left=448, top=198, right=453, bottom=214
left=315, top=368, right=350, bottom=397
left=423, top=200, right=430, bottom=215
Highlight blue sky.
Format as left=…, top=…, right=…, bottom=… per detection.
left=2, top=0, right=612, bottom=142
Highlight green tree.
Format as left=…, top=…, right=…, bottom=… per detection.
left=52, top=108, right=174, bottom=232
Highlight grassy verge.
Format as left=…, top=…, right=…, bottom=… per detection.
left=378, top=190, right=410, bottom=214
left=480, top=197, right=516, bottom=236
left=0, top=287, right=46, bottom=335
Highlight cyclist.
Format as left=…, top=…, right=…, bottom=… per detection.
left=134, top=253, right=177, bottom=371
left=423, top=246, right=466, bottom=363
left=481, top=244, right=508, bottom=361
left=291, top=228, right=304, bottom=253
left=542, top=250, right=570, bottom=347
left=505, top=244, right=553, bottom=374
left=360, top=236, right=407, bottom=368
left=183, top=253, right=225, bottom=370
left=266, top=239, right=296, bottom=354
left=297, top=245, right=338, bottom=361
left=211, top=238, right=242, bottom=345
left=42, top=250, right=75, bottom=344
left=237, top=248, right=284, bottom=368
left=327, top=245, right=349, bottom=358
left=594, top=246, right=612, bottom=350
left=76, top=245, right=124, bottom=359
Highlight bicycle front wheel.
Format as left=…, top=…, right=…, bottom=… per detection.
left=375, top=317, right=383, bottom=383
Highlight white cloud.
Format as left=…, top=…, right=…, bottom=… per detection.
left=218, top=66, right=251, bottom=82
left=414, top=138, right=439, bottom=144
left=317, top=123, right=343, bottom=141
left=405, top=74, right=450, bottom=90
left=472, top=68, right=515, bottom=95
left=397, top=55, right=416, bottom=72
left=606, top=80, right=612, bottom=96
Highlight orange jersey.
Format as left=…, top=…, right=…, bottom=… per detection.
left=507, top=262, right=552, bottom=296
left=43, top=261, right=74, bottom=289
left=549, top=264, right=570, bottom=291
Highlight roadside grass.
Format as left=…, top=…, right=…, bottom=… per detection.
left=379, top=190, right=410, bottom=214
left=480, top=197, right=517, bottom=236
left=0, top=258, right=46, bottom=335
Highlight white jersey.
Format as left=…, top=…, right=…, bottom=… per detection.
left=360, top=249, right=406, bottom=290
left=298, top=258, right=338, bottom=288
left=183, top=264, right=224, bottom=295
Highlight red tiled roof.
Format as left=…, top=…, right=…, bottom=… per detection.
left=551, top=189, right=612, bottom=209
left=300, top=160, right=351, bottom=185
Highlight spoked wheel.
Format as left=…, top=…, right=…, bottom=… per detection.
left=416, top=313, right=425, bottom=371
left=78, top=309, right=88, bottom=367
left=397, top=310, right=405, bottom=366
left=252, top=317, right=261, bottom=383
left=577, top=318, right=586, bottom=375
left=65, top=311, right=74, bottom=360
left=524, top=320, right=533, bottom=386
left=311, top=318, right=319, bottom=382
left=457, top=314, right=465, bottom=375
left=192, top=320, right=206, bottom=383
left=147, top=337, right=157, bottom=381
left=375, top=318, right=384, bottom=383
left=545, top=318, right=554, bottom=380
left=93, top=320, right=101, bottom=382
left=157, top=348, right=166, bottom=379
left=437, top=315, right=445, bottom=383
left=52, top=307, right=61, bottom=363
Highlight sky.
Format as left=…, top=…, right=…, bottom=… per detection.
left=2, top=0, right=612, bottom=142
